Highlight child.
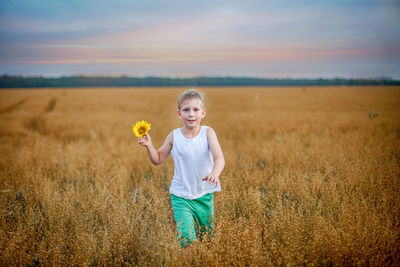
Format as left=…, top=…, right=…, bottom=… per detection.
left=138, top=89, right=225, bottom=247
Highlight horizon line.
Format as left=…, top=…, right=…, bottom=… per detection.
left=1, top=74, right=397, bottom=81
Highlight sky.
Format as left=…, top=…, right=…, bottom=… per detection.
left=0, top=0, right=399, bottom=78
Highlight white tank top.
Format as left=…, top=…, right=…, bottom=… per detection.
left=169, top=126, right=222, bottom=199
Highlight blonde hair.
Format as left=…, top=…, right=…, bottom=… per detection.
left=177, top=89, right=205, bottom=109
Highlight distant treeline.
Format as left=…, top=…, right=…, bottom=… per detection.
left=1, top=75, right=399, bottom=88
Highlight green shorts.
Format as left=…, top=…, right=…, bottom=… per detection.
left=171, top=193, right=214, bottom=248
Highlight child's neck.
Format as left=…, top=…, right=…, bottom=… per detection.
left=181, top=125, right=202, bottom=139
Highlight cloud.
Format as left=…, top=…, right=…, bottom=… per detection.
left=0, top=0, right=399, bottom=78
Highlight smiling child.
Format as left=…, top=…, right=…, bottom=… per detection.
left=137, top=89, right=225, bottom=247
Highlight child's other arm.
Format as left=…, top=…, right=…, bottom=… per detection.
left=138, top=132, right=173, bottom=165
left=203, top=127, right=225, bottom=186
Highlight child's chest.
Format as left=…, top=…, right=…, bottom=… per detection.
left=174, top=139, right=210, bottom=159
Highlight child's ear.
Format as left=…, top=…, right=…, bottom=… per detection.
left=202, top=108, right=206, bottom=118
left=176, top=109, right=181, bottom=118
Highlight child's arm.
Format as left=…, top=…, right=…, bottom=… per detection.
left=138, top=132, right=173, bottom=165
left=202, top=127, right=225, bottom=186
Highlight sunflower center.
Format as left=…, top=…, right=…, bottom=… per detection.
left=138, top=127, right=146, bottom=134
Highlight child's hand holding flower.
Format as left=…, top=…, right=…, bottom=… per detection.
left=138, top=134, right=152, bottom=147
left=133, top=120, right=152, bottom=147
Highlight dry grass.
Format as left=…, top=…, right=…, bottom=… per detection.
left=0, top=86, right=399, bottom=266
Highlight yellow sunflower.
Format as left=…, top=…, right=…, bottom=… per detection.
left=133, top=120, right=151, bottom=138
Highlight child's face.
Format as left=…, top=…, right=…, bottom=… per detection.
left=177, top=98, right=206, bottom=129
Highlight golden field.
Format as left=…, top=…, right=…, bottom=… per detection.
left=0, top=86, right=399, bottom=266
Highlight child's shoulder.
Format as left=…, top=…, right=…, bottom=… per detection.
left=204, top=125, right=214, bottom=131
left=164, top=130, right=174, bottom=144
left=205, top=126, right=218, bottom=138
